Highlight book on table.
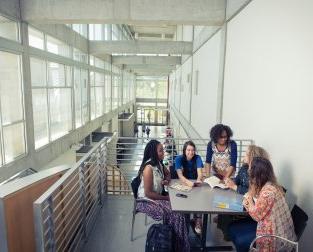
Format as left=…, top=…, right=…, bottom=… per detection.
left=213, top=195, right=243, bottom=211
left=203, top=176, right=227, bottom=189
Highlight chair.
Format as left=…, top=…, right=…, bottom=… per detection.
left=249, top=204, right=308, bottom=252
left=130, top=177, right=164, bottom=241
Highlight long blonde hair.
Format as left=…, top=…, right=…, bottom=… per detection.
left=246, top=145, right=269, bottom=165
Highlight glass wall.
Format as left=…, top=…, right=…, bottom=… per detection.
left=28, top=26, right=44, bottom=50
left=90, top=71, right=105, bottom=119
left=0, top=51, right=26, bottom=165
left=136, top=78, right=168, bottom=102
left=0, top=15, right=19, bottom=41
left=31, top=58, right=73, bottom=148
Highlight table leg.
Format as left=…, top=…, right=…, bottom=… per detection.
left=201, top=214, right=208, bottom=250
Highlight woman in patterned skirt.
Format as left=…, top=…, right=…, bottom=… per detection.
left=136, top=139, right=190, bottom=252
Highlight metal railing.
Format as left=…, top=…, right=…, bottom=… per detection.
left=33, top=134, right=112, bottom=252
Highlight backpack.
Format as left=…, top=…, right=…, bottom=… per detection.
left=145, top=224, right=175, bottom=252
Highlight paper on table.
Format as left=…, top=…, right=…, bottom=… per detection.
left=170, top=182, right=192, bottom=192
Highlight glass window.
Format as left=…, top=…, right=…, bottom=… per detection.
left=105, top=75, right=111, bottom=113
left=95, top=58, right=105, bottom=69
left=28, top=26, right=44, bottom=49
left=81, top=69, right=89, bottom=124
left=73, top=48, right=88, bottom=63
left=47, top=36, right=70, bottom=58
left=72, top=24, right=88, bottom=38
left=74, top=68, right=89, bottom=128
left=74, top=67, right=82, bottom=128
left=90, top=87, right=96, bottom=120
left=95, top=87, right=104, bottom=117
left=94, top=24, right=103, bottom=40
left=0, top=51, right=25, bottom=165
left=0, top=15, right=19, bottom=41
left=3, top=123, right=25, bottom=162
left=49, top=89, right=72, bottom=140
left=48, top=62, right=65, bottom=87
left=31, top=58, right=73, bottom=148
left=30, top=57, right=46, bottom=87
left=32, top=89, right=49, bottom=148
left=0, top=51, right=23, bottom=125
left=157, top=80, right=168, bottom=99
left=66, top=66, right=72, bottom=86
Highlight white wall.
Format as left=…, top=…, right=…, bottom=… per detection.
left=191, top=30, right=222, bottom=138
left=223, top=0, right=313, bottom=250
left=179, top=57, right=192, bottom=120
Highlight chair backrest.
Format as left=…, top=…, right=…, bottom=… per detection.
left=291, top=204, right=308, bottom=241
left=131, top=175, right=141, bottom=199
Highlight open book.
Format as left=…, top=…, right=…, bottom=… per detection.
left=203, top=176, right=228, bottom=189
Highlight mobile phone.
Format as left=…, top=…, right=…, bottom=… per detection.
left=176, top=193, right=188, bottom=198
left=193, top=182, right=202, bottom=187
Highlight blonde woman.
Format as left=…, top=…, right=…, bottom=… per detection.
left=225, top=145, right=269, bottom=194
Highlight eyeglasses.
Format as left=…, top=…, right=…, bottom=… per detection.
left=220, top=135, right=228, bottom=139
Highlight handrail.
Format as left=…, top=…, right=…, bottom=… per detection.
left=33, top=132, right=117, bottom=252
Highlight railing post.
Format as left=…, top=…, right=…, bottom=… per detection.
left=79, top=165, right=87, bottom=241
left=46, top=196, right=56, bottom=252
left=97, top=147, right=103, bottom=206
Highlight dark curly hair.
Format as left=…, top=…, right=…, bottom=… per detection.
left=210, top=124, right=233, bottom=144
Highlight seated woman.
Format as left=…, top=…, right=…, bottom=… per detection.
left=217, top=145, right=269, bottom=240
left=204, top=124, right=237, bottom=180
left=175, top=141, right=203, bottom=234
left=136, top=140, right=190, bottom=252
left=225, top=145, right=269, bottom=194
left=229, top=157, right=296, bottom=252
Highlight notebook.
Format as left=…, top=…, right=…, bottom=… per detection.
left=213, top=195, right=243, bottom=211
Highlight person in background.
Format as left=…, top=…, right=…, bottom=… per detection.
left=134, top=123, right=139, bottom=137
left=204, top=124, right=237, bottom=180
left=217, top=145, right=269, bottom=240
left=146, top=127, right=151, bottom=139
left=175, top=141, right=203, bottom=234
left=229, top=157, right=296, bottom=252
left=136, top=140, right=190, bottom=252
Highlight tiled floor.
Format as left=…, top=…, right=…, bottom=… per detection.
left=81, top=195, right=234, bottom=252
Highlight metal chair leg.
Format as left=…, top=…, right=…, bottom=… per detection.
left=145, top=214, right=148, bottom=225
left=131, top=212, right=136, bottom=241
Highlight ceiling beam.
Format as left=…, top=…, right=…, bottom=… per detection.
left=21, top=0, right=226, bottom=25
left=90, top=40, right=192, bottom=55
left=112, top=56, right=181, bottom=66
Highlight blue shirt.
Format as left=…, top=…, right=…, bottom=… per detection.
left=205, top=140, right=237, bottom=168
left=175, top=154, right=204, bottom=179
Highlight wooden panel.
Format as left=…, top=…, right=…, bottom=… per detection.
left=3, top=174, right=63, bottom=252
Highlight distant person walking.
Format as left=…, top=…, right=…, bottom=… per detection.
left=134, top=123, right=138, bottom=137
left=146, top=127, right=151, bottom=139
left=142, top=123, right=146, bottom=134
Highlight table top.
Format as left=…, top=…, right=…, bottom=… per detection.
left=169, top=179, right=247, bottom=215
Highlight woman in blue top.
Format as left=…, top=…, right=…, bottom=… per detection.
left=175, top=140, right=204, bottom=234
left=204, top=124, right=237, bottom=180
left=175, top=140, right=204, bottom=187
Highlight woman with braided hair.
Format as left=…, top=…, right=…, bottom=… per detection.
left=137, top=139, right=190, bottom=252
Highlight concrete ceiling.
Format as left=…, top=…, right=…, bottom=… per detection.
left=19, top=0, right=231, bottom=77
